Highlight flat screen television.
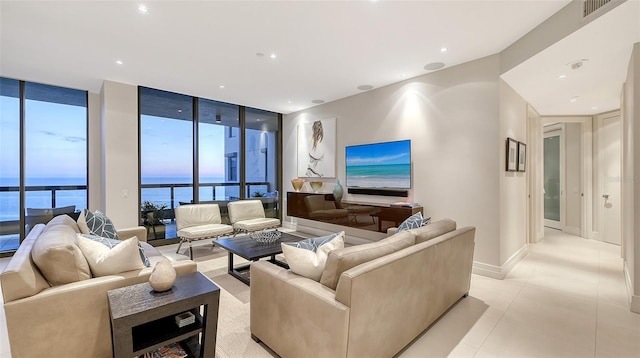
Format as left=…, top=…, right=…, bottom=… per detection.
left=345, top=139, right=411, bottom=189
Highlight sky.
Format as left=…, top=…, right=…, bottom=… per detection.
left=0, top=97, right=87, bottom=184
left=140, top=114, right=226, bottom=181
left=345, top=139, right=411, bottom=167
left=0, top=96, right=230, bottom=184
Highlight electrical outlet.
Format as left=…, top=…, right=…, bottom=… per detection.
left=122, top=189, right=129, bottom=198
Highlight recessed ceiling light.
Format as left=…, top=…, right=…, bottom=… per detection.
left=424, top=62, right=445, bottom=71
left=137, top=4, right=148, bottom=14
left=570, top=96, right=579, bottom=103
left=357, top=85, right=374, bottom=91
left=401, top=73, right=406, bottom=78
left=592, top=106, right=598, bottom=110
left=177, top=109, right=182, bottom=113
left=115, top=60, right=124, bottom=65
left=440, top=47, right=447, bottom=52
left=215, top=114, right=221, bottom=123
left=256, top=52, right=264, bottom=57
left=287, top=100, right=292, bottom=104
left=558, top=74, right=567, bottom=79
left=311, top=99, right=325, bottom=104
left=270, top=54, right=276, bottom=59
left=219, top=85, right=225, bottom=89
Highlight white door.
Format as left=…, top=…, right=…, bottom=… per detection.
left=544, top=127, right=563, bottom=230
left=599, top=114, right=621, bottom=245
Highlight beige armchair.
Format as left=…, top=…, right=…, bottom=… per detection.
left=227, top=199, right=280, bottom=236
left=175, top=203, right=234, bottom=259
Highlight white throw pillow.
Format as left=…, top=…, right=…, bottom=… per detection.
left=76, top=234, right=145, bottom=276
left=77, top=209, right=91, bottom=234
left=281, top=231, right=345, bottom=281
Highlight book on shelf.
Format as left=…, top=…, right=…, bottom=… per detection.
left=174, top=311, right=196, bottom=328
left=139, top=342, right=188, bottom=358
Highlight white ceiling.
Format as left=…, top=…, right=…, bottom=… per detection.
left=502, top=0, right=640, bottom=116
left=1, top=0, right=636, bottom=116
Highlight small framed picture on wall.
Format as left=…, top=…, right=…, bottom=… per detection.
left=517, top=142, right=526, bottom=172
left=506, top=137, right=518, bottom=172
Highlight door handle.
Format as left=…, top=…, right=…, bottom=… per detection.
left=602, top=194, right=610, bottom=199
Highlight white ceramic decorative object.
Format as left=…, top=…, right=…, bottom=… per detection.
left=149, top=258, right=176, bottom=292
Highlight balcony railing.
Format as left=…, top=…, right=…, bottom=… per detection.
left=140, top=181, right=273, bottom=215
left=0, top=181, right=277, bottom=250
left=0, top=184, right=87, bottom=252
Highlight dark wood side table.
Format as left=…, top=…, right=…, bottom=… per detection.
left=371, top=205, right=423, bottom=232
left=107, top=271, right=220, bottom=358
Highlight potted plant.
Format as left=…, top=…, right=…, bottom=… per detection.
left=141, top=201, right=168, bottom=240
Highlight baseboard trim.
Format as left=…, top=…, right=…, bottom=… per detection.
left=472, top=262, right=503, bottom=279
left=623, top=262, right=640, bottom=313
left=473, top=244, right=529, bottom=280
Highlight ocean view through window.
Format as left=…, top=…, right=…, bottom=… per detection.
left=139, top=87, right=281, bottom=243
left=0, top=78, right=87, bottom=253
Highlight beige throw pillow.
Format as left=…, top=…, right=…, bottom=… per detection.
left=281, top=232, right=345, bottom=281
left=77, top=209, right=90, bottom=234
left=31, top=223, right=91, bottom=286
left=76, top=235, right=145, bottom=276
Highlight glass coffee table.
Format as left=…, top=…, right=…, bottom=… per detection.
left=213, top=232, right=305, bottom=285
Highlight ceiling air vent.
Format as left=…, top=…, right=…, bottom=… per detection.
left=582, top=0, right=612, bottom=18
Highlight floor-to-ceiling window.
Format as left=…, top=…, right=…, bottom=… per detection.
left=245, top=108, right=280, bottom=219
left=139, top=87, right=194, bottom=241
left=139, top=87, right=281, bottom=242
left=198, top=99, right=240, bottom=204
left=0, top=78, right=21, bottom=253
left=0, top=78, right=88, bottom=254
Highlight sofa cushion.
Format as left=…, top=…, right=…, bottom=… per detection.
left=410, top=219, right=457, bottom=244
left=76, top=235, right=146, bottom=276
left=281, top=232, right=345, bottom=281
left=396, top=212, right=431, bottom=232
left=79, top=234, right=151, bottom=267
left=46, top=214, right=81, bottom=233
left=31, top=221, right=91, bottom=286
left=319, top=230, right=415, bottom=290
left=81, top=210, right=119, bottom=240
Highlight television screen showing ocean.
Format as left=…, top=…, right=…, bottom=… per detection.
left=0, top=176, right=253, bottom=221
left=345, top=164, right=411, bottom=189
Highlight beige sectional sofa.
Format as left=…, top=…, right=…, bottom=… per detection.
left=0, top=215, right=197, bottom=358
left=250, top=219, right=475, bottom=358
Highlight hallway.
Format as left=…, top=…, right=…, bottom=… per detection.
left=400, top=228, right=639, bottom=357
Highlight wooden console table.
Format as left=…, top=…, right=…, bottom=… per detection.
left=107, top=272, right=219, bottom=358
left=287, top=191, right=422, bottom=232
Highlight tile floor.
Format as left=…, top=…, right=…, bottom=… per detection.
left=0, top=228, right=638, bottom=357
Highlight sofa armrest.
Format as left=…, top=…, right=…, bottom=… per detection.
left=250, top=261, right=350, bottom=357
left=4, top=275, right=144, bottom=357
left=386, top=227, right=398, bottom=236
left=118, top=226, right=147, bottom=242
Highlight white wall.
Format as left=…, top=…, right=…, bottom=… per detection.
left=87, top=92, right=102, bottom=212
left=498, top=80, right=529, bottom=272
left=565, top=122, right=582, bottom=234
left=622, top=42, right=640, bottom=313
left=284, top=55, right=530, bottom=275
left=100, top=81, right=139, bottom=228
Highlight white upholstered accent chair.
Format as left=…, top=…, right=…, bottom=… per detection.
left=175, top=203, right=234, bottom=259
left=227, top=199, right=281, bottom=236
